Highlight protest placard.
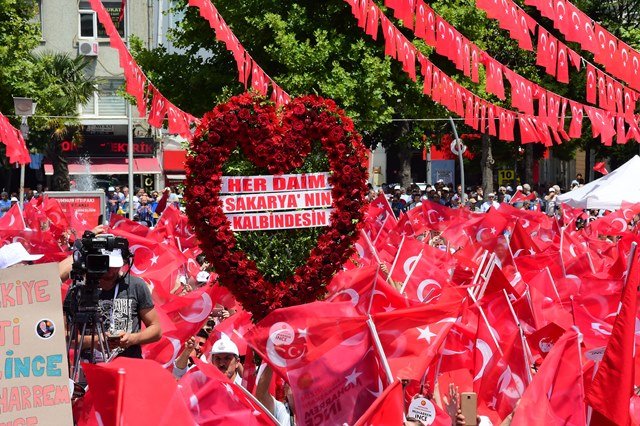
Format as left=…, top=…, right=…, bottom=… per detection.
left=0, top=263, right=73, bottom=425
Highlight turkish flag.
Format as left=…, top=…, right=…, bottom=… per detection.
left=41, top=196, right=70, bottom=237
left=389, top=237, right=425, bottom=284
left=556, top=42, right=569, bottom=83
left=380, top=15, right=397, bottom=58
left=478, top=328, right=530, bottom=420
left=590, top=206, right=640, bottom=235
left=536, top=28, right=550, bottom=70
left=585, top=106, right=616, bottom=145
left=526, top=321, right=566, bottom=361
left=178, top=358, right=276, bottom=425
left=511, top=328, right=586, bottom=426
left=403, top=251, right=456, bottom=304
left=372, top=301, right=462, bottom=380
left=485, top=58, right=505, bottom=100
left=509, top=219, right=541, bottom=256
left=498, top=108, right=515, bottom=141
left=147, top=88, right=168, bottom=128
left=326, top=264, right=415, bottom=315
left=353, top=380, right=404, bottom=426
left=586, top=251, right=640, bottom=426
left=568, top=101, right=584, bottom=138
left=108, top=213, right=150, bottom=237
left=246, top=301, right=387, bottom=426
left=0, top=114, right=30, bottom=164
left=80, top=358, right=194, bottom=426
left=365, top=1, right=379, bottom=39
left=586, top=63, right=597, bottom=104
left=0, top=204, right=26, bottom=231
left=415, top=0, right=436, bottom=45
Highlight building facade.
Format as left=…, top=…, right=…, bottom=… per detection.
left=36, top=0, right=163, bottom=193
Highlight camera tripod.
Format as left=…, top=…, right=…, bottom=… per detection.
left=66, top=305, right=115, bottom=383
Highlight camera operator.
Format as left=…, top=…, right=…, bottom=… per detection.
left=64, top=236, right=161, bottom=359
left=97, top=248, right=161, bottom=358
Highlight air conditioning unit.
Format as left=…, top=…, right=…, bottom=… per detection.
left=78, top=40, right=99, bottom=56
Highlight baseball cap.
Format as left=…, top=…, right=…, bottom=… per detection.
left=211, top=338, right=239, bottom=357
left=10, top=197, right=18, bottom=202
left=487, top=192, right=496, bottom=197
left=516, top=185, right=523, bottom=191
left=108, top=186, right=115, bottom=192
left=437, top=179, right=444, bottom=184
left=548, top=187, right=556, bottom=193
left=101, top=248, right=124, bottom=268
left=0, top=242, right=43, bottom=269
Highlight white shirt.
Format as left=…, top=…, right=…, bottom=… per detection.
left=480, top=200, right=499, bottom=212
left=273, top=397, right=293, bottom=426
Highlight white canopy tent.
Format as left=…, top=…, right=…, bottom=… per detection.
left=557, top=155, right=640, bottom=210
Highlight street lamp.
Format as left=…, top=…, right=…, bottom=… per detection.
left=12, top=97, right=37, bottom=204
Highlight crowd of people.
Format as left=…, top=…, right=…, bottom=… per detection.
left=371, top=174, right=586, bottom=219
left=2, top=169, right=633, bottom=426
left=104, top=185, right=185, bottom=225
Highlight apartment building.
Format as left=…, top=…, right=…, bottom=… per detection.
left=36, top=0, right=163, bottom=192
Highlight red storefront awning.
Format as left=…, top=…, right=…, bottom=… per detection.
left=44, top=158, right=161, bottom=175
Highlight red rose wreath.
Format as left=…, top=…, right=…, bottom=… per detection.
left=185, top=93, right=368, bottom=320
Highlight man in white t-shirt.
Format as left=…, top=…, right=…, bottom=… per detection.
left=480, top=193, right=499, bottom=212
left=256, top=363, right=294, bottom=425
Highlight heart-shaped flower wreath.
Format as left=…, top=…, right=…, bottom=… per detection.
left=185, top=93, right=368, bottom=320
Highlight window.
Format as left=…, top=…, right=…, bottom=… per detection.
left=80, top=80, right=126, bottom=117
left=79, top=10, right=98, bottom=38
left=78, top=1, right=125, bottom=39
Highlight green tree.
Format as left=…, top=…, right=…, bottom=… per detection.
left=0, top=0, right=40, bottom=181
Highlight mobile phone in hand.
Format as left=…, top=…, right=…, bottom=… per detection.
left=460, top=392, right=478, bottom=426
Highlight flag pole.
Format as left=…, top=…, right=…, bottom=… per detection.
left=467, top=289, right=504, bottom=357
left=124, top=1, right=134, bottom=220
left=236, top=382, right=282, bottom=425
left=367, top=316, right=395, bottom=385
left=501, top=289, right=533, bottom=385
left=366, top=264, right=382, bottom=315
left=559, top=226, right=568, bottom=277
left=116, top=368, right=126, bottom=426
left=448, top=117, right=465, bottom=194
left=399, top=250, right=424, bottom=294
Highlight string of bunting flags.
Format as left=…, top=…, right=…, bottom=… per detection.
left=187, top=0, right=291, bottom=106
left=467, top=0, right=640, bottom=119
left=86, top=0, right=289, bottom=143
left=347, top=0, right=640, bottom=146
left=88, top=0, right=199, bottom=138
left=525, top=0, right=640, bottom=92
left=377, top=0, right=640, bottom=146
left=0, top=111, right=30, bottom=165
